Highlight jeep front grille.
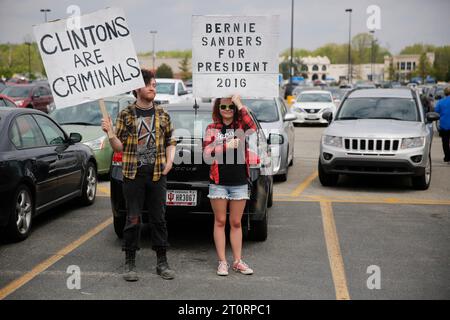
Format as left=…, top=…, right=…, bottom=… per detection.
left=344, top=138, right=400, bottom=152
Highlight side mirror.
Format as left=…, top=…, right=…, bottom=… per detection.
left=69, top=132, right=82, bottom=144
left=322, top=111, right=333, bottom=123
left=284, top=113, right=297, bottom=122
left=178, top=90, right=188, bottom=96
left=268, top=133, right=284, bottom=145
left=426, top=112, right=440, bottom=123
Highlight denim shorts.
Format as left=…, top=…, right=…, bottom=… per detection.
left=208, top=184, right=250, bottom=201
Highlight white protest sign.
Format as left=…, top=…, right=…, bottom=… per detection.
left=192, top=15, right=279, bottom=99
left=33, top=7, right=144, bottom=109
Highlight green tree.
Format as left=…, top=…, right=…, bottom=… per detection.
left=178, top=54, right=191, bottom=81
left=156, top=63, right=173, bottom=78
left=415, top=52, right=433, bottom=80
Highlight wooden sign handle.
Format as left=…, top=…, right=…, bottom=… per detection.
left=99, top=98, right=114, bottom=139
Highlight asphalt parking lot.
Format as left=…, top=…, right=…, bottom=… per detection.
left=0, top=124, right=449, bottom=300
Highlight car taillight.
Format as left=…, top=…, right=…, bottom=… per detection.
left=112, top=152, right=123, bottom=166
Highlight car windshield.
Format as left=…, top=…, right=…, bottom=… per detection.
left=297, top=93, right=332, bottom=102
left=337, top=98, right=419, bottom=121
left=2, top=86, right=32, bottom=97
left=170, top=111, right=213, bottom=138
left=242, top=99, right=279, bottom=122
left=50, top=100, right=119, bottom=126
left=156, top=83, right=175, bottom=95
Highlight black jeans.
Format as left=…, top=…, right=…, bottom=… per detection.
left=441, top=130, right=450, bottom=161
left=122, top=165, right=169, bottom=252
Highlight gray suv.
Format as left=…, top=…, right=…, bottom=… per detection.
left=318, top=89, right=440, bottom=190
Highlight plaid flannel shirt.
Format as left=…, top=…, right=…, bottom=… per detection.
left=115, top=103, right=177, bottom=181
left=203, top=107, right=258, bottom=184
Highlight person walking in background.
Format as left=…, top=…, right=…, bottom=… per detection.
left=434, top=87, right=450, bottom=163
left=203, top=94, right=257, bottom=276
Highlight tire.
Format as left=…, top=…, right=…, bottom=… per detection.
left=113, top=215, right=125, bottom=239
left=248, top=209, right=268, bottom=241
left=80, top=162, right=97, bottom=205
left=267, top=186, right=273, bottom=208
left=318, top=160, right=339, bottom=187
left=5, top=185, right=34, bottom=242
left=412, top=154, right=432, bottom=190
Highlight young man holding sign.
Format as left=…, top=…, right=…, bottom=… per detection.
left=102, top=70, right=177, bottom=281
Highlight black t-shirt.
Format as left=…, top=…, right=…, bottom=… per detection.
left=214, top=124, right=247, bottom=186
left=135, top=106, right=156, bottom=168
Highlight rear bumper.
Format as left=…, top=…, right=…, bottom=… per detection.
left=110, top=166, right=270, bottom=221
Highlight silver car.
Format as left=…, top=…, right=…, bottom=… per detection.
left=243, top=98, right=296, bottom=181
left=318, top=89, right=440, bottom=190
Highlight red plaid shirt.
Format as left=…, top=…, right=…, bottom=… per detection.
left=203, top=107, right=258, bottom=184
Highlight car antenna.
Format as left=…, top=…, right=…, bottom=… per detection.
left=193, top=98, right=199, bottom=116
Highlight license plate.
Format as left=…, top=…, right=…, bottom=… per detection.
left=166, top=190, right=197, bottom=206
left=306, top=115, right=319, bottom=120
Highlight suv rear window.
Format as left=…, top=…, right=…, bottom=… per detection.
left=337, top=98, right=419, bottom=121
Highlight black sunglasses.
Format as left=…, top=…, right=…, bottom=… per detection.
left=219, top=104, right=236, bottom=111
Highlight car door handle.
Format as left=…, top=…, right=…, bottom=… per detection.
left=57, top=154, right=64, bottom=160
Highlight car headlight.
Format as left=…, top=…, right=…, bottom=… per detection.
left=15, top=100, right=24, bottom=106
left=401, top=137, right=425, bottom=149
left=293, top=105, right=305, bottom=113
left=323, top=135, right=342, bottom=148
left=83, top=136, right=106, bottom=150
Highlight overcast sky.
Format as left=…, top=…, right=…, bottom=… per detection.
left=1, top=0, right=449, bottom=55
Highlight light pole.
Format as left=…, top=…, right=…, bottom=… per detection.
left=40, top=9, right=51, bottom=23
left=24, top=35, right=32, bottom=80
left=289, top=0, right=294, bottom=85
left=370, top=30, right=375, bottom=82
left=345, top=8, right=352, bottom=84
left=150, top=30, right=157, bottom=72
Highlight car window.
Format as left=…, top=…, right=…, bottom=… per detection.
left=0, top=98, right=7, bottom=107
left=278, top=98, right=288, bottom=117
left=242, top=99, right=279, bottom=122
left=10, top=115, right=47, bottom=149
left=297, top=93, right=332, bottom=102
left=337, top=98, right=419, bottom=121
left=156, top=82, right=175, bottom=95
left=177, top=83, right=185, bottom=95
left=5, top=99, right=16, bottom=107
left=2, top=86, right=32, bottom=98
left=39, top=87, right=50, bottom=96
left=50, top=100, right=120, bottom=125
left=170, top=111, right=213, bottom=138
left=33, top=114, right=66, bottom=145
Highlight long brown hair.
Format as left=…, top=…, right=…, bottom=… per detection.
left=212, top=98, right=240, bottom=126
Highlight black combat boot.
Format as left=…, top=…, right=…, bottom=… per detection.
left=156, top=248, right=175, bottom=280
left=123, top=250, right=138, bottom=282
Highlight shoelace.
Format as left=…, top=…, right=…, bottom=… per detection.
left=218, top=261, right=229, bottom=269
left=234, top=260, right=249, bottom=270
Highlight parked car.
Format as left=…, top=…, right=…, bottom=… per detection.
left=283, top=82, right=299, bottom=99
left=109, top=102, right=274, bottom=241
left=291, top=90, right=337, bottom=126
left=50, top=95, right=136, bottom=176
left=242, top=98, right=296, bottom=181
left=2, top=84, right=54, bottom=113
left=154, top=78, right=194, bottom=105
left=0, top=94, right=17, bottom=107
left=318, top=88, right=440, bottom=190
left=0, top=108, right=98, bottom=241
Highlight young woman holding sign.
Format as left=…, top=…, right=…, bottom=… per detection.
left=203, top=94, right=257, bottom=276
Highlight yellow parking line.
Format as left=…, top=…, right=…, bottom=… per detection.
left=0, top=217, right=113, bottom=300
left=274, top=194, right=450, bottom=206
left=97, top=185, right=110, bottom=196
left=289, top=170, right=318, bottom=197
left=320, top=201, right=351, bottom=300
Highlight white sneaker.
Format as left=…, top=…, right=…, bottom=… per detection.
left=217, top=261, right=229, bottom=276
left=232, top=259, right=253, bottom=275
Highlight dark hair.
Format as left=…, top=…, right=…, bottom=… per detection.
left=212, top=98, right=239, bottom=125
left=133, top=69, right=155, bottom=98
